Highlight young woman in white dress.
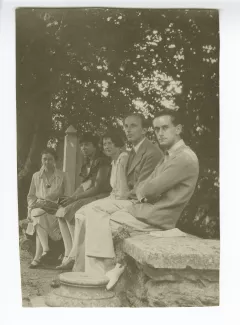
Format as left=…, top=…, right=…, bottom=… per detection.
left=26, top=148, right=70, bottom=268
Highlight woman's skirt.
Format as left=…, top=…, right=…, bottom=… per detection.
left=26, top=208, right=61, bottom=241
left=55, top=193, right=109, bottom=224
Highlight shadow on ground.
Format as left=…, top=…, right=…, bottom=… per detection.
left=20, top=250, right=60, bottom=307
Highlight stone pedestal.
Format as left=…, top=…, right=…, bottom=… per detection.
left=45, top=272, right=121, bottom=307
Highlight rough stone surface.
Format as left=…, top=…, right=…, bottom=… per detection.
left=115, top=256, right=219, bottom=307
left=142, top=265, right=219, bottom=283
left=114, top=257, right=149, bottom=307
left=145, top=280, right=219, bottom=307
left=46, top=292, right=120, bottom=307
left=20, top=233, right=219, bottom=308
left=45, top=272, right=121, bottom=307
left=123, top=234, right=220, bottom=270
left=60, top=272, right=109, bottom=287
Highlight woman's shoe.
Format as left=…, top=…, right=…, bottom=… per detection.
left=29, top=259, right=41, bottom=269
left=56, top=256, right=68, bottom=269
left=62, top=256, right=69, bottom=265
left=55, top=258, right=75, bottom=271
left=39, top=250, right=53, bottom=264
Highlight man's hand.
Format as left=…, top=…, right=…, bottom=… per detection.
left=60, top=196, right=76, bottom=207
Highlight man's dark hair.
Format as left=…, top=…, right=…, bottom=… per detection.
left=153, top=109, right=183, bottom=126
left=41, top=148, right=58, bottom=161
left=124, top=113, right=149, bottom=128
left=79, top=132, right=99, bottom=148
left=101, top=130, right=125, bottom=148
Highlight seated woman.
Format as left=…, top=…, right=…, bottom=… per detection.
left=57, top=130, right=129, bottom=271
left=26, top=148, right=70, bottom=268
left=55, top=133, right=111, bottom=268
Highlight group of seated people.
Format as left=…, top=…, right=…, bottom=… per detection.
left=26, top=109, right=199, bottom=290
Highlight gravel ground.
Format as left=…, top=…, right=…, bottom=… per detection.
left=20, top=250, right=60, bottom=307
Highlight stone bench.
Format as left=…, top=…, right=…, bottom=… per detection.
left=20, top=218, right=219, bottom=307
left=114, top=233, right=219, bottom=307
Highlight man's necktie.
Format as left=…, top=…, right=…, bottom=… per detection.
left=164, top=151, right=170, bottom=163
left=127, top=149, right=136, bottom=170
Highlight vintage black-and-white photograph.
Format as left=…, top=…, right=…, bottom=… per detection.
left=17, top=7, right=219, bottom=307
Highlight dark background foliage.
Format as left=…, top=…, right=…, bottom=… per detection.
left=16, top=8, right=219, bottom=238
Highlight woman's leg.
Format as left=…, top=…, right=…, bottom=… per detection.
left=35, top=224, right=49, bottom=252
left=59, top=198, right=131, bottom=271
left=67, top=221, right=75, bottom=242
left=58, top=218, right=73, bottom=257
left=33, top=234, right=43, bottom=261
left=56, top=216, right=85, bottom=270
left=68, top=217, right=85, bottom=259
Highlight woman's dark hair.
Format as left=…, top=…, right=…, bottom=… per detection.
left=79, top=132, right=100, bottom=148
left=41, top=148, right=58, bottom=161
left=102, top=130, right=125, bottom=148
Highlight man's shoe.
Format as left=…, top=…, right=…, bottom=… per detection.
left=105, top=264, right=125, bottom=290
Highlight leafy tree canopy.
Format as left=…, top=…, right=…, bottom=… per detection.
left=16, top=8, right=219, bottom=238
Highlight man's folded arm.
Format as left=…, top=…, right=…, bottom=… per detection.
left=139, top=156, right=197, bottom=200
left=128, top=152, right=162, bottom=199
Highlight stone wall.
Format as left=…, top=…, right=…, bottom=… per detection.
left=20, top=221, right=220, bottom=307
left=115, top=234, right=219, bottom=307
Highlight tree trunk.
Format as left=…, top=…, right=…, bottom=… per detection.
left=17, top=124, right=50, bottom=219
left=17, top=92, right=52, bottom=220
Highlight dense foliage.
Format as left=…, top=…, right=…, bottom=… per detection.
left=16, top=8, right=219, bottom=238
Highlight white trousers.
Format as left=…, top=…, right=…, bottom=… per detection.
left=73, top=198, right=155, bottom=275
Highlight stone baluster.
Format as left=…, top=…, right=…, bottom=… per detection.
left=63, top=125, right=78, bottom=195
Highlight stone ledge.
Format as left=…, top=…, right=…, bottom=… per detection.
left=123, top=234, right=219, bottom=270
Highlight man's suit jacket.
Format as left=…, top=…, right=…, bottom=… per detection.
left=132, top=140, right=199, bottom=229
left=126, top=138, right=163, bottom=199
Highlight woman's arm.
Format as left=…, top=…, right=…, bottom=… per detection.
left=63, top=172, right=72, bottom=197
left=27, top=174, right=38, bottom=208
left=61, top=165, right=110, bottom=207
left=74, top=165, right=110, bottom=200
left=115, top=153, right=130, bottom=199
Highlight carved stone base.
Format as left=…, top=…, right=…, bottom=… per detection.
left=45, top=272, right=121, bottom=307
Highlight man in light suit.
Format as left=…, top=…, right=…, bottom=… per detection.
left=124, top=114, right=163, bottom=199
left=133, top=109, right=199, bottom=229
left=103, top=109, right=199, bottom=288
